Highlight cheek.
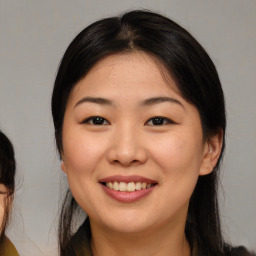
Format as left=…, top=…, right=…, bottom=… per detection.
left=62, top=131, right=107, bottom=214
left=153, top=135, right=201, bottom=167
left=62, top=129, right=107, bottom=175
left=149, top=134, right=202, bottom=216
left=148, top=130, right=204, bottom=187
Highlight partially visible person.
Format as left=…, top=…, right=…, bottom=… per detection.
left=0, top=131, right=19, bottom=255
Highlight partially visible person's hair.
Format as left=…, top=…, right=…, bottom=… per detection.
left=52, top=10, right=254, bottom=256
left=0, top=131, right=16, bottom=242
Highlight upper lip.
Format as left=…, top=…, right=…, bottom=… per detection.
left=98, top=175, right=157, bottom=184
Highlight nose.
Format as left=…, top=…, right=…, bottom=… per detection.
left=106, top=125, right=148, bottom=167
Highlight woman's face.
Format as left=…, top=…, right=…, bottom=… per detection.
left=61, top=52, right=217, bottom=234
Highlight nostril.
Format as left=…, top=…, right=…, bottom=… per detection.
left=112, top=159, right=139, bottom=166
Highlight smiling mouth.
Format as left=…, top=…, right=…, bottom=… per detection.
left=101, top=181, right=157, bottom=192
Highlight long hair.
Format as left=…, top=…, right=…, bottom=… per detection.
left=51, top=10, right=248, bottom=256
left=0, top=131, right=16, bottom=242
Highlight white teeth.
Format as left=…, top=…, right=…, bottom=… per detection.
left=105, top=181, right=154, bottom=192
left=135, top=182, right=141, bottom=190
left=141, top=182, right=147, bottom=189
left=108, top=182, right=113, bottom=189
left=113, top=181, right=119, bottom=191
left=119, top=182, right=126, bottom=191
left=127, top=182, right=135, bottom=192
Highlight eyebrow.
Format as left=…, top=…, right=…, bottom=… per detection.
left=74, top=97, right=113, bottom=108
left=74, top=96, right=184, bottom=109
left=141, top=97, right=185, bottom=109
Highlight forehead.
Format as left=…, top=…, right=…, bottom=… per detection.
left=70, top=52, right=182, bottom=102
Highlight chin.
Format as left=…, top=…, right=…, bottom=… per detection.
left=96, top=212, right=156, bottom=234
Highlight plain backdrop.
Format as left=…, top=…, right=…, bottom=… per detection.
left=0, top=1, right=255, bottom=255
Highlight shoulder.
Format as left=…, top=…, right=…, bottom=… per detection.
left=0, top=236, right=19, bottom=256
left=224, top=244, right=256, bottom=256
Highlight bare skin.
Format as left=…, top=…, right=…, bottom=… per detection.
left=0, top=184, right=8, bottom=234
left=90, top=205, right=191, bottom=256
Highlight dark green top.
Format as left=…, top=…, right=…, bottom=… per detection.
left=0, top=236, right=19, bottom=256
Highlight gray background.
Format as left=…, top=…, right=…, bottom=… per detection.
left=0, top=0, right=255, bottom=255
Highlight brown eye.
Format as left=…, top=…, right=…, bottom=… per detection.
left=83, top=116, right=110, bottom=125
left=146, top=117, right=174, bottom=126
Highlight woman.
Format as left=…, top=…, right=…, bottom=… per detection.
left=0, top=131, right=19, bottom=255
left=52, top=10, right=255, bottom=256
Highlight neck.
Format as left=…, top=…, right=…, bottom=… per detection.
left=90, top=220, right=191, bottom=256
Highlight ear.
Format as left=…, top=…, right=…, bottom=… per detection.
left=199, top=130, right=223, bottom=176
left=61, top=159, right=67, bottom=175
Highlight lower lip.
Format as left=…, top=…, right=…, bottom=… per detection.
left=101, top=184, right=156, bottom=203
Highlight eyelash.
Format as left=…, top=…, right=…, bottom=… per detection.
left=145, top=117, right=175, bottom=126
left=82, top=116, right=176, bottom=126
left=82, top=116, right=110, bottom=125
